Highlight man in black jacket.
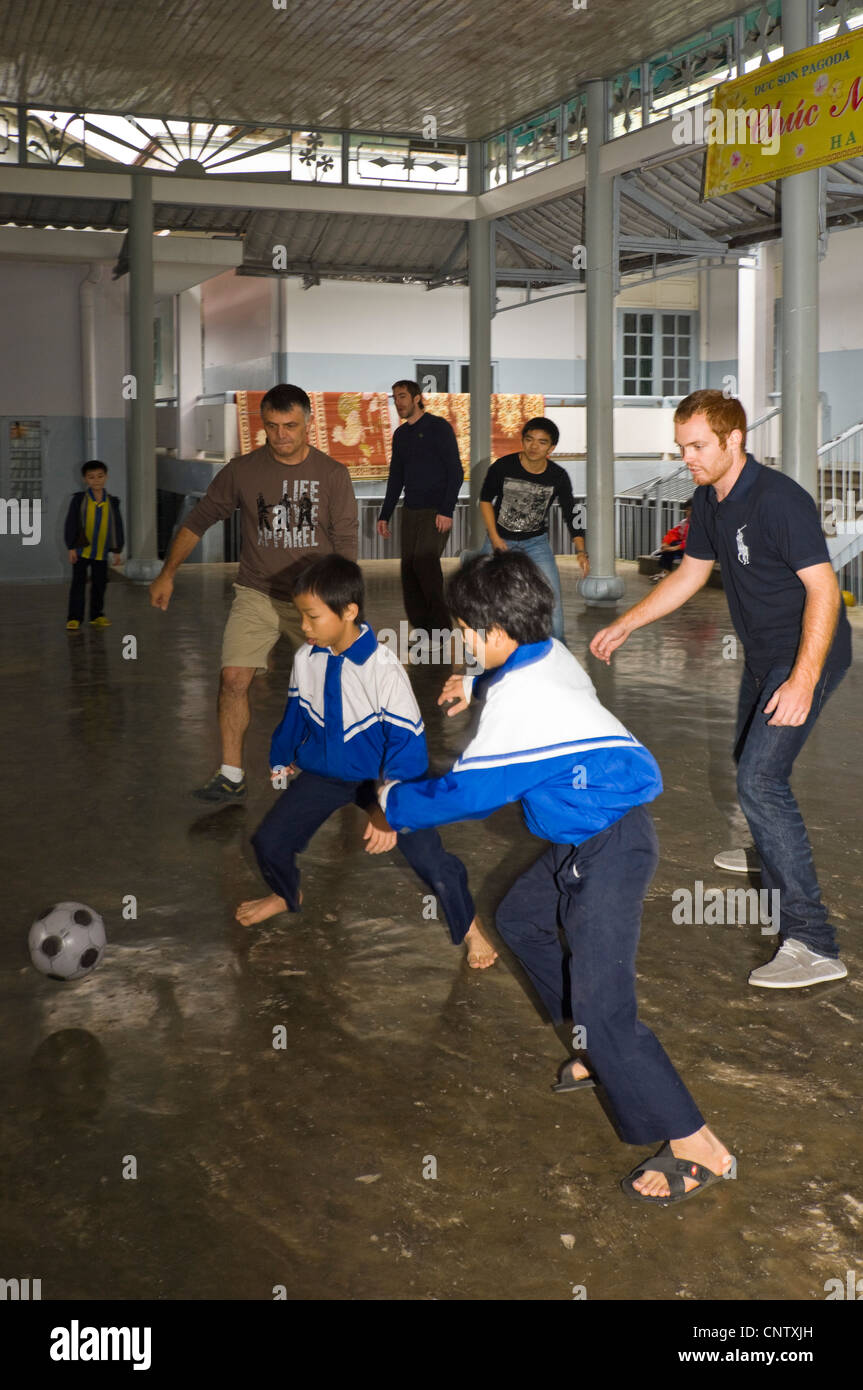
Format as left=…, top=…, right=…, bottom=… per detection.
left=377, top=380, right=463, bottom=639
left=63, top=460, right=124, bottom=629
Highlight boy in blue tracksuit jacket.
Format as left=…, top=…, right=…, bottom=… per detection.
left=377, top=549, right=736, bottom=1205
left=235, top=554, right=497, bottom=968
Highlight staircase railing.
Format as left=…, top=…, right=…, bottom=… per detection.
left=745, top=406, right=782, bottom=465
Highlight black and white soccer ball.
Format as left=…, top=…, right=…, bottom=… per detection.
left=28, top=902, right=106, bottom=981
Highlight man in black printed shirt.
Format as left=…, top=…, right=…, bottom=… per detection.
left=478, top=417, right=588, bottom=643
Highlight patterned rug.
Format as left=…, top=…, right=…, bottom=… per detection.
left=236, top=390, right=393, bottom=480
left=235, top=391, right=545, bottom=479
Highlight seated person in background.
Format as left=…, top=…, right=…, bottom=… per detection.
left=651, top=500, right=692, bottom=583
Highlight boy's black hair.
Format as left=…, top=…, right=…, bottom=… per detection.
left=522, top=416, right=560, bottom=449
left=682, top=497, right=693, bottom=511
left=81, top=460, right=108, bottom=476
left=292, top=554, right=365, bottom=621
left=260, top=383, right=311, bottom=418
left=447, top=550, right=553, bottom=646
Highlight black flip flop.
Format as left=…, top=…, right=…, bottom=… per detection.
left=621, top=1141, right=738, bottom=1205
left=551, top=1061, right=597, bottom=1093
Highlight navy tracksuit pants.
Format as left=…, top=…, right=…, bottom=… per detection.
left=68, top=557, right=108, bottom=621
left=495, top=805, right=704, bottom=1145
left=251, top=770, right=475, bottom=944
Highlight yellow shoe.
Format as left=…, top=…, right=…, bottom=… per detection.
left=66, top=619, right=80, bottom=631
left=89, top=616, right=111, bottom=628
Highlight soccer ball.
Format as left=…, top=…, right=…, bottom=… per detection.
left=28, top=902, right=106, bottom=981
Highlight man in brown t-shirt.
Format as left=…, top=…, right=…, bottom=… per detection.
left=149, top=383, right=358, bottom=802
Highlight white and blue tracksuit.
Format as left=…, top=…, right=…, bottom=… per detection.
left=380, top=639, right=705, bottom=1146
left=251, top=623, right=474, bottom=943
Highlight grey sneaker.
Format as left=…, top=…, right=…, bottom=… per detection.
left=749, top=938, right=848, bottom=989
left=714, top=847, right=761, bottom=874
left=192, top=771, right=247, bottom=803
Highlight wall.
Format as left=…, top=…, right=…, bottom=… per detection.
left=202, top=273, right=275, bottom=395
left=0, top=262, right=127, bottom=582
left=817, top=226, right=863, bottom=436
left=202, top=267, right=731, bottom=401
left=699, top=265, right=738, bottom=391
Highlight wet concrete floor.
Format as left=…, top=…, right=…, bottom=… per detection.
left=1, top=559, right=860, bottom=1301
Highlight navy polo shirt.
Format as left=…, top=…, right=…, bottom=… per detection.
left=685, top=454, right=852, bottom=678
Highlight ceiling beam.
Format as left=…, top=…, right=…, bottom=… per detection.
left=0, top=165, right=477, bottom=221
left=619, top=173, right=727, bottom=249
left=619, top=235, right=744, bottom=257
left=496, top=218, right=578, bottom=274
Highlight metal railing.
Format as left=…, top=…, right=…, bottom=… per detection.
left=745, top=406, right=782, bottom=464
left=202, top=423, right=863, bottom=601
left=817, top=419, right=863, bottom=528
left=818, top=419, right=863, bottom=601
left=225, top=498, right=476, bottom=563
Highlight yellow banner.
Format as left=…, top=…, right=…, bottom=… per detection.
left=701, top=30, right=863, bottom=199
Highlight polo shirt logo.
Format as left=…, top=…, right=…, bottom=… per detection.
left=735, top=524, right=750, bottom=565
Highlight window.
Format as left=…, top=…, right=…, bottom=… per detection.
left=620, top=311, right=695, bottom=397
left=458, top=362, right=498, bottom=392
left=661, top=313, right=692, bottom=396
left=622, top=311, right=655, bottom=397
left=415, top=362, right=450, bottom=393
left=7, top=419, right=43, bottom=498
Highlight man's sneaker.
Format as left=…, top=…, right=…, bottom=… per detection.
left=714, top=847, right=761, bottom=874
left=192, top=771, right=247, bottom=803
left=749, top=938, right=848, bottom=989
left=66, top=619, right=80, bottom=631
left=90, top=616, right=111, bottom=628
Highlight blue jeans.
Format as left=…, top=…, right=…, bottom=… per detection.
left=495, top=805, right=704, bottom=1144
left=478, top=534, right=565, bottom=642
left=734, top=660, right=848, bottom=957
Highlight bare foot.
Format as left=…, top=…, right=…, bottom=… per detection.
left=560, top=1059, right=591, bottom=1084
left=235, top=893, right=289, bottom=925
left=631, top=1124, right=734, bottom=1198
left=464, top=918, right=498, bottom=970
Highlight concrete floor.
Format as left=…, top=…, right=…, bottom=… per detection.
left=1, top=558, right=861, bottom=1302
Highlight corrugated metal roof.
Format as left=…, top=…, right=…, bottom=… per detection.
left=0, top=194, right=252, bottom=235
left=0, top=0, right=743, bottom=140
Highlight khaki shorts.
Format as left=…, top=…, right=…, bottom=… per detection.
left=221, top=583, right=305, bottom=670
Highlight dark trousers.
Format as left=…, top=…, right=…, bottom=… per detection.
left=68, top=557, right=108, bottom=621
left=495, top=805, right=704, bottom=1145
left=657, top=549, right=683, bottom=572
left=735, top=659, right=848, bottom=957
left=251, top=771, right=475, bottom=943
left=400, top=507, right=450, bottom=634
